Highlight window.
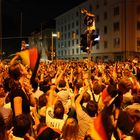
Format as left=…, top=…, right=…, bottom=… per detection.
left=64, top=33, right=67, bottom=40
left=58, top=42, right=60, bottom=48
left=113, top=38, right=120, bottom=47
left=137, top=5, right=140, bottom=15
left=137, top=38, right=140, bottom=46
left=58, top=50, right=60, bottom=56
left=72, top=32, right=76, bottom=40
left=76, top=39, right=79, bottom=44
left=76, top=20, right=79, bottom=26
left=65, top=50, right=67, bottom=55
left=68, top=41, right=70, bottom=47
left=96, top=28, right=100, bottom=34
left=137, top=21, right=140, bottom=30
left=64, top=41, right=66, bottom=47
left=104, top=12, right=107, bottom=20
left=61, top=26, right=63, bottom=32
left=96, top=15, right=99, bottom=22
left=137, top=45, right=140, bottom=51
left=68, top=50, right=70, bottom=55
left=72, top=22, right=74, bottom=28
left=68, top=24, right=70, bottom=30
left=72, top=49, right=74, bottom=54
left=76, top=29, right=79, bottom=36
left=104, top=26, right=107, bottom=34
left=61, top=34, right=63, bottom=40
left=114, top=6, right=119, bottom=16
left=61, top=50, right=63, bottom=56
left=89, top=4, right=92, bottom=12
left=104, top=41, right=108, bottom=48
left=96, top=2, right=99, bottom=9
left=68, top=32, right=70, bottom=39
left=96, top=44, right=99, bottom=49
left=103, top=0, right=107, bottom=5
left=113, top=22, right=120, bottom=32
left=76, top=11, right=79, bottom=17
left=64, top=25, right=67, bottom=31
left=76, top=48, right=79, bottom=54
left=72, top=40, right=74, bottom=46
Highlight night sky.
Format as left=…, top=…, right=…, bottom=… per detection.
left=1, top=0, right=86, bottom=56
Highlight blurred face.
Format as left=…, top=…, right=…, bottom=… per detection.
left=0, top=87, right=6, bottom=98
left=19, top=64, right=28, bottom=76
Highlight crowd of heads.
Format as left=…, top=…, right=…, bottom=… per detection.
left=0, top=58, right=140, bottom=140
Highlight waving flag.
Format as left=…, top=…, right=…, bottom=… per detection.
left=15, top=47, right=41, bottom=91
left=93, top=112, right=108, bottom=140
left=16, top=47, right=41, bottom=72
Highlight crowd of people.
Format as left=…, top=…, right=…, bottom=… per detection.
left=0, top=57, right=140, bottom=140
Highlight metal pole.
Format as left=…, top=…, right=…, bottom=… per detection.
left=0, top=0, right=2, bottom=58
left=124, top=0, right=126, bottom=61
left=88, top=37, right=93, bottom=81
left=20, top=12, right=22, bottom=38
left=51, top=32, right=54, bottom=61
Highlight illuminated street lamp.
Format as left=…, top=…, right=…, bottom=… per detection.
left=51, top=32, right=60, bottom=61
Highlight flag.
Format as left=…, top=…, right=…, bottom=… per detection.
left=92, top=93, right=119, bottom=140
left=16, top=47, right=41, bottom=91
left=93, top=112, right=108, bottom=140
left=16, top=47, right=41, bottom=72
left=92, top=104, right=115, bottom=140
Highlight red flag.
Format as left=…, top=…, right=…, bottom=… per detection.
left=93, top=113, right=108, bottom=140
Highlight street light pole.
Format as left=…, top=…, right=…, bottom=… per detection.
left=20, top=12, right=22, bottom=38
left=51, top=32, right=58, bottom=61
left=0, top=0, right=2, bottom=58
left=51, top=32, right=54, bottom=61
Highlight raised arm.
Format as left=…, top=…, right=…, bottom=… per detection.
left=75, top=86, right=87, bottom=110
left=54, top=64, right=68, bottom=86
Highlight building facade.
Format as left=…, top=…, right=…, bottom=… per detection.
left=55, top=0, right=140, bottom=61
left=29, top=27, right=56, bottom=60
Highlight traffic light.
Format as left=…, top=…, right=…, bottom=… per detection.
left=80, top=33, right=88, bottom=52
left=92, top=34, right=100, bottom=46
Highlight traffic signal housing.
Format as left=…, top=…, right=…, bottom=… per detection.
left=92, top=34, right=100, bottom=46
left=80, top=30, right=100, bottom=52
left=80, top=33, right=88, bottom=52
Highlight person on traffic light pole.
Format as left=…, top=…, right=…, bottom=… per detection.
left=80, top=9, right=99, bottom=54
